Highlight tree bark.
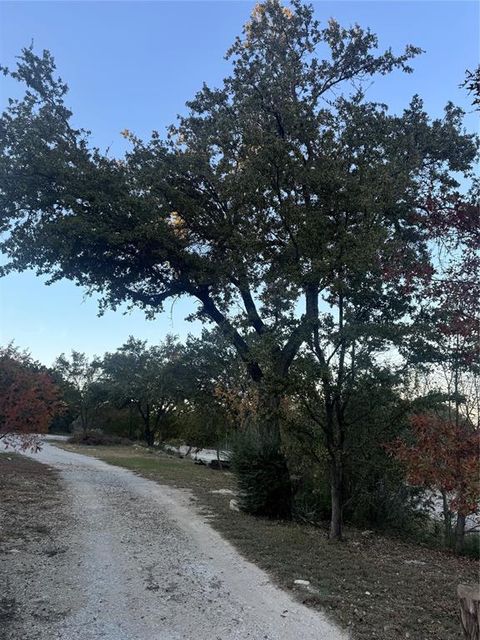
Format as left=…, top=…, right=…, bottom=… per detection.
left=138, top=402, right=155, bottom=447
left=323, top=393, right=345, bottom=541
left=329, top=456, right=343, bottom=540
left=144, top=425, right=154, bottom=447
left=441, top=490, right=452, bottom=545
left=455, top=513, right=467, bottom=554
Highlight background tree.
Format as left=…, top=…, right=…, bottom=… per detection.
left=0, top=1, right=477, bottom=527
left=0, top=344, right=64, bottom=449
left=406, top=186, right=480, bottom=547
left=176, top=329, right=251, bottom=448
left=53, top=351, right=103, bottom=434
left=101, top=336, right=184, bottom=446
left=389, top=413, right=480, bottom=553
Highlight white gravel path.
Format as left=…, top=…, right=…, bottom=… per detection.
left=4, top=442, right=347, bottom=640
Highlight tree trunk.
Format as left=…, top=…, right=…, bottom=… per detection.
left=128, top=404, right=134, bottom=440
left=144, top=427, right=154, bottom=447
left=455, top=513, right=467, bottom=554
left=441, top=489, right=452, bottom=546
left=329, top=456, right=343, bottom=540
left=154, top=408, right=166, bottom=447
left=80, top=403, right=88, bottom=435
left=458, top=583, right=480, bottom=639
left=216, top=445, right=223, bottom=471
left=144, top=414, right=154, bottom=447
left=143, top=403, right=155, bottom=447
left=257, top=386, right=282, bottom=446
left=324, top=396, right=345, bottom=541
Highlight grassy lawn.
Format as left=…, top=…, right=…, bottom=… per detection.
left=58, top=443, right=477, bottom=640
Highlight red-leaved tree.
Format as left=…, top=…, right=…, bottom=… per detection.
left=389, top=413, right=479, bottom=552
left=0, top=345, right=64, bottom=451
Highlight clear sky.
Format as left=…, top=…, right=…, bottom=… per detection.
left=0, top=0, right=478, bottom=365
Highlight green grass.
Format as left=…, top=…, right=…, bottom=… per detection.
left=58, top=444, right=479, bottom=640
left=98, top=447, right=237, bottom=492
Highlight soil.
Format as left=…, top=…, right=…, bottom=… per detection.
left=0, top=453, right=69, bottom=640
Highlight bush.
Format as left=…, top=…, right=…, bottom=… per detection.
left=68, top=431, right=128, bottom=446
left=345, top=474, right=432, bottom=539
left=230, top=431, right=292, bottom=519
left=460, top=533, right=480, bottom=559
left=292, top=472, right=331, bottom=524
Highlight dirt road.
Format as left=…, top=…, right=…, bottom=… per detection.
left=2, top=442, right=346, bottom=640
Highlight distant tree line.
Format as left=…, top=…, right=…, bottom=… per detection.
left=1, top=322, right=478, bottom=554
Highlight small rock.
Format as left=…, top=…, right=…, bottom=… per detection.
left=294, top=579, right=310, bottom=586
left=8, top=549, right=21, bottom=554
left=229, top=499, right=240, bottom=512
left=365, top=591, right=371, bottom=596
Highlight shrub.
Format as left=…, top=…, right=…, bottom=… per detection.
left=230, top=431, right=292, bottom=519
left=461, top=533, right=480, bottom=559
left=68, top=431, right=128, bottom=446
left=292, top=472, right=331, bottom=524
left=345, top=474, right=432, bottom=539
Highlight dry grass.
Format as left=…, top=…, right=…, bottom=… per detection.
left=59, top=443, right=479, bottom=640
left=0, top=452, right=63, bottom=546
left=0, top=453, right=66, bottom=631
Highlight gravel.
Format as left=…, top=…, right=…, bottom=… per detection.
left=4, top=442, right=346, bottom=640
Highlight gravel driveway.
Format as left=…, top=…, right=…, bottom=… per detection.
left=4, top=442, right=346, bottom=640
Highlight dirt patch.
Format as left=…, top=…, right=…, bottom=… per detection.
left=61, top=444, right=478, bottom=640
left=0, top=452, right=69, bottom=639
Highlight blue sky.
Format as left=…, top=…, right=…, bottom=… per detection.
left=0, top=0, right=478, bottom=365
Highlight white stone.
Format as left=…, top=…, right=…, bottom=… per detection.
left=229, top=499, right=240, bottom=512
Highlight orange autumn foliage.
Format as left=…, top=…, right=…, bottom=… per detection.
left=0, top=346, right=64, bottom=450
left=388, top=413, right=480, bottom=516
left=213, top=384, right=259, bottom=430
